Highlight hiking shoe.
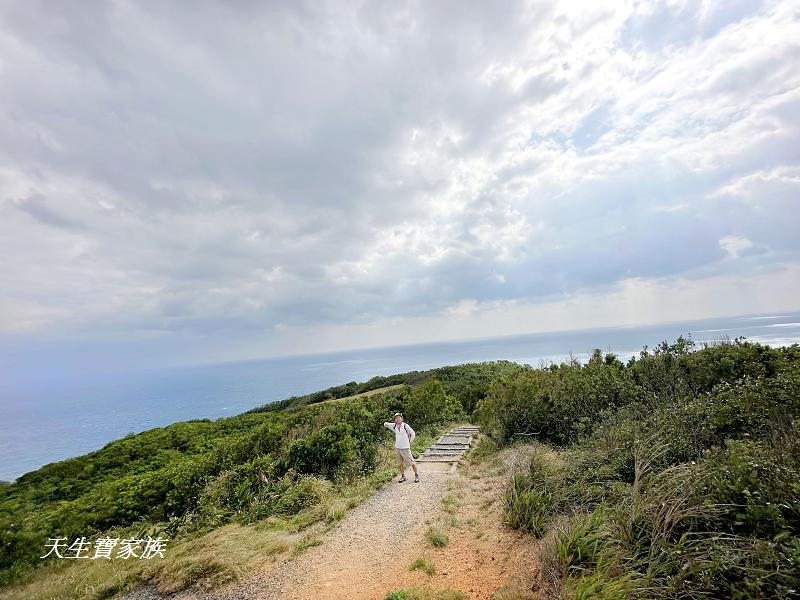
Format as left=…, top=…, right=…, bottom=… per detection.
left=414, top=474, right=420, bottom=483
left=398, top=475, right=407, bottom=483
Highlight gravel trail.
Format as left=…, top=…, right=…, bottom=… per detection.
left=175, top=461, right=453, bottom=600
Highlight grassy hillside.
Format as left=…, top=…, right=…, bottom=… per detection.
left=247, top=361, right=522, bottom=413
left=0, top=361, right=520, bottom=597
left=474, top=339, right=800, bottom=599
left=2, top=342, right=799, bottom=600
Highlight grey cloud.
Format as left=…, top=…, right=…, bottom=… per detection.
left=13, top=194, right=87, bottom=230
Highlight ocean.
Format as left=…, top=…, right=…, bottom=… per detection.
left=2, top=312, right=799, bottom=481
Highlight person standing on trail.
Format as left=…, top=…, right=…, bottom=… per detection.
left=384, top=412, right=419, bottom=483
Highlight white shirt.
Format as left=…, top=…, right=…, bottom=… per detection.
left=384, top=421, right=415, bottom=449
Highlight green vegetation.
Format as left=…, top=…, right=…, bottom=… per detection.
left=409, top=556, right=436, bottom=576
left=385, top=588, right=466, bottom=600
left=4, top=340, right=799, bottom=600
left=289, top=533, right=323, bottom=558
left=425, top=526, right=449, bottom=548
left=251, top=361, right=523, bottom=414
left=441, top=492, right=458, bottom=515
left=0, top=362, right=518, bottom=597
left=476, top=339, right=800, bottom=599
left=326, top=501, right=347, bottom=522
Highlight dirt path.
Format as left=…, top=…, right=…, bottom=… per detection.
left=187, top=461, right=454, bottom=600
left=395, top=451, right=539, bottom=599
left=126, top=432, right=538, bottom=600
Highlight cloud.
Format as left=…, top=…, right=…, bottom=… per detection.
left=719, top=235, right=754, bottom=258
left=0, top=0, right=798, bottom=371
left=13, top=194, right=87, bottom=230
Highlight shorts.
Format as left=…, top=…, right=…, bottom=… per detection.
left=395, top=447, right=415, bottom=466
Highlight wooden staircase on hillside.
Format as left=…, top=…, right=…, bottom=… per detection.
left=416, top=425, right=479, bottom=465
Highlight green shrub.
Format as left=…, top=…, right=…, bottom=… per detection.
left=698, top=437, right=800, bottom=537
left=286, top=422, right=358, bottom=478
left=274, top=475, right=332, bottom=515
left=476, top=352, right=638, bottom=446
left=404, top=380, right=464, bottom=427
left=485, top=341, right=800, bottom=600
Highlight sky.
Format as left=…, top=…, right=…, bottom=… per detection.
left=1, top=0, right=799, bottom=380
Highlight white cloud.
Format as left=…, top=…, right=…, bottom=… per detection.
left=0, top=0, right=798, bottom=371
left=709, top=165, right=800, bottom=199
left=719, top=235, right=754, bottom=258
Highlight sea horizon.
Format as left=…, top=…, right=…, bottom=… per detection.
left=2, top=310, right=799, bottom=482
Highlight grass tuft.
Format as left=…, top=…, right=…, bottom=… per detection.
left=441, top=492, right=458, bottom=515
left=409, top=556, right=436, bottom=576
left=503, top=473, right=555, bottom=537
left=289, top=534, right=322, bottom=558
left=384, top=588, right=466, bottom=600
left=555, top=509, right=607, bottom=573
left=425, top=526, right=449, bottom=548
left=326, top=501, right=347, bottom=522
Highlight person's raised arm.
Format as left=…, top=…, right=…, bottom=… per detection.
left=383, top=422, right=394, bottom=430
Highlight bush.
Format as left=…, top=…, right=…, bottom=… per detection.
left=286, top=422, right=358, bottom=478
left=698, top=437, right=800, bottom=538
left=274, top=475, right=332, bottom=515
left=476, top=352, right=637, bottom=446
left=488, top=342, right=800, bottom=600
left=404, top=380, right=464, bottom=428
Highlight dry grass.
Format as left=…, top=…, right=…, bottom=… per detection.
left=289, top=533, right=323, bottom=558
left=492, top=576, right=538, bottom=600
left=150, top=523, right=294, bottom=593
left=0, top=523, right=295, bottom=600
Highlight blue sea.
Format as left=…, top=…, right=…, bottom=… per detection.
left=2, top=312, right=800, bottom=481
